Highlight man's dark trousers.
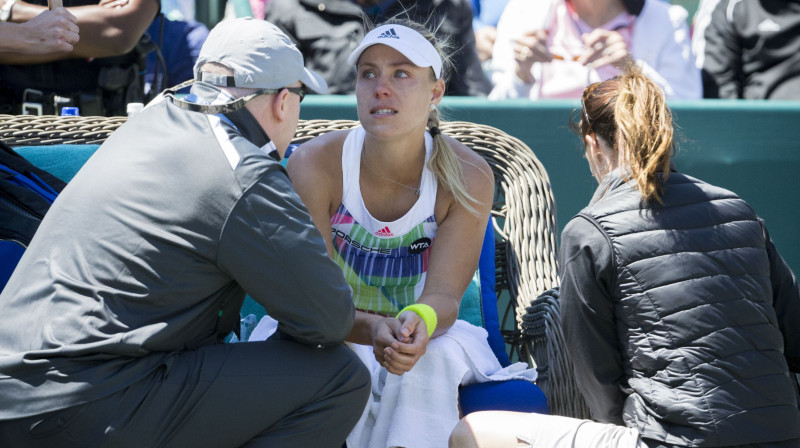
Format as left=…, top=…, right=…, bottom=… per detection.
left=0, top=338, right=370, bottom=447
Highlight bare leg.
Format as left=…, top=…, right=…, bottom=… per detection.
left=449, top=411, right=642, bottom=448
left=450, top=411, right=534, bottom=448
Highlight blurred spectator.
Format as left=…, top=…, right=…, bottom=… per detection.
left=161, top=0, right=194, bottom=20
left=692, top=0, right=800, bottom=100
left=264, top=0, right=492, bottom=96
left=0, top=7, right=79, bottom=55
left=0, top=0, right=159, bottom=116
left=249, top=0, right=268, bottom=19
left=143, top=15, right=209, bottom=96
left=470, top=0, right=509, bottom=62
left=489, top=0, right=701, bottom=100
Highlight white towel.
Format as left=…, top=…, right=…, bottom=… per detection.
left=248, top=313, right=279, bottom=341
left=346, top=320, right=537, bottom=448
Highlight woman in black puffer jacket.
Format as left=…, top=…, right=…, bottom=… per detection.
left=449, top=64, right=800, bottom=448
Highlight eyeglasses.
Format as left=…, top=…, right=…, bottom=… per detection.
left=283, top=86, right=307, bottom=103
left=252, top=85, right=307, bottom=103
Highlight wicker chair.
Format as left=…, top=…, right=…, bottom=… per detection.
left=0, top=113, right=590, bottom=418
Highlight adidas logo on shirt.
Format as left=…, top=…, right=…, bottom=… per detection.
left=375, top=226, right=394, bottom=237
left=377, top=28, right=400, bottom=39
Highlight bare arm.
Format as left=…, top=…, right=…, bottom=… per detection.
left=388, top=139, right=495, bottom=370
left=287, top=132, right=388, bottom=347
left=0, top=0, right=157, bottom=64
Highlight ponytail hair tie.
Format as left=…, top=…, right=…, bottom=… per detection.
left=429, top=127, right=441, bottom=137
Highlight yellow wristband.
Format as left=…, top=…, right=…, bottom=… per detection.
left=397, top=303, right=438, bottom=338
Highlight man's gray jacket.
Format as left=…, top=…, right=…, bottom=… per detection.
left=560, top=169, right=800, bottom=447
left=0, top=84, right=355, bottom=420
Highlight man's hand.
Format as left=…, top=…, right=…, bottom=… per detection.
left=18, top=7, right=79, bottom=54
left=371, top=317, right=402, bottom=367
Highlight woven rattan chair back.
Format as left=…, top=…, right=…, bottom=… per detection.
left=0, top=114, right=590, bottom=418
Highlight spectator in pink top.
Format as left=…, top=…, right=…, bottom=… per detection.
left=488, top=0, right=701, bottom=100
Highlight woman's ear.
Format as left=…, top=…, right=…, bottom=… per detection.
left=584, top=133, right=599, bottom=155
left=584, top=132, right=609, bottom=182
left=431, top=78, right=445, bottom=105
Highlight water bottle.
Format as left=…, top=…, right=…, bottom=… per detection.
left=126, top=102, right=144, bottom=119
left=60, top=107, right=79, bottom=116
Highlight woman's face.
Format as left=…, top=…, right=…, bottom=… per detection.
left=354, top=44, right=444, bottom=140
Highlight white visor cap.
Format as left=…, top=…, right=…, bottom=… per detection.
left=347, top=24, right=442, bottom=79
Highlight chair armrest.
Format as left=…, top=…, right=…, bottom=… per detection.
left=521, top=290, right=591, bottom=419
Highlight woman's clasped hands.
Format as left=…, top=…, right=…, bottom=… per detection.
left=371, top=311, right=429, bottom=376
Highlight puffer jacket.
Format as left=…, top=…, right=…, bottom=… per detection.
left=559, top=168, right=800, bottom=447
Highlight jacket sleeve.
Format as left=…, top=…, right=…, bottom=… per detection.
left=559, top=215, right=627, bottom=425
left=694, top=0, right=743, bottom=98
left=440, top=0, right=492, bottom=96
left=218, top=169, right=355, bottom=348
left=763, top=223, right=800, bottom=372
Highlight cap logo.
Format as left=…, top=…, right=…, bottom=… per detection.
left=244, top=73, right=254, bottom=84
left=377, top=28, right=400, bottom=39
left=347, top=24, right=443, bottom=79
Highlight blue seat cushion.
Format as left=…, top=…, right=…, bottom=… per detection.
left=460, top=380, right=549, bottom=415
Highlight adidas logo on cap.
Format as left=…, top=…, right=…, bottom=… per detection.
left=377, top=28, right=400, bottom=39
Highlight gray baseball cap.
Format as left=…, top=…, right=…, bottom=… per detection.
left=194, top=18, right=328, bottom=94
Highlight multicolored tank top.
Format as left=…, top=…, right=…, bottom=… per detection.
left=331, top=127, right=438, bottom=315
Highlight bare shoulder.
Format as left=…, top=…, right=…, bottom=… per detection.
left=286, top=129, right=349, bottom=182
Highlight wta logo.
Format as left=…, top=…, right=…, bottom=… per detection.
left=408, top=237, right=432, bottom=254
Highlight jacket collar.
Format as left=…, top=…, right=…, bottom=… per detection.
left=589, top=163, right=678, bottom=205
left=185, top=82, right=275, bottom=156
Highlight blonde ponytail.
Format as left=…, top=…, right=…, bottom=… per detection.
left=427, top=108, right=480, bottom=215
left=613, top=67, right=674, bottom=204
